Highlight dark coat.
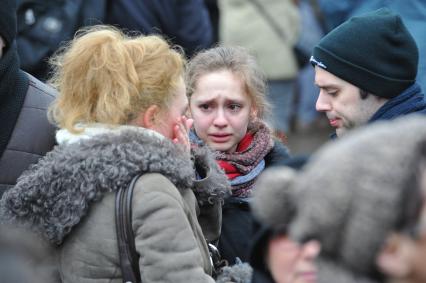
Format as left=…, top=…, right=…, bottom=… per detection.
left=368, top=83, right=426, bottom=122
left=218, top=140, right=290, bottom=265
left=106, top=0, right=213, bottom=57
left=0, top=72, right=56, bottom=196
left=17, top=0, right=107, bottom=80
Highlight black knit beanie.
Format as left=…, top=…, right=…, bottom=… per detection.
left=0, top=0, right=17, bottom=50
left=310, top=8, right=418, bottom=98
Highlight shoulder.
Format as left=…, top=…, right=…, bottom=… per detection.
left=25, top=72, right=57, bottom=104
left=265, top=139, right=291, bottom=168
left=132, top=173, right=188, bottom=212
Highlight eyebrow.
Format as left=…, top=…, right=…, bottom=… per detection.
left=315, top=83, right=340, bottom=90
left=193, top=97, right=246, bottom=104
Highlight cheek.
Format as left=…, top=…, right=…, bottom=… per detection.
left=268, top=239, right=300, bottom=273
left=413, top=238, right=426, bottom=279
left=158, top=115, right=176, bottom=140
left=191, top=112, right=212, bottom=134
left=232, top=117, right=250, bottom=135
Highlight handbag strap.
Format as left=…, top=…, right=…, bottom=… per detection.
left=115, top=174, right=142, bottom=283
left=247, top=0, right=289, bottom=43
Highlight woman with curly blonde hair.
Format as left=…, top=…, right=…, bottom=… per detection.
left=0, top=26, right=234, bottom=283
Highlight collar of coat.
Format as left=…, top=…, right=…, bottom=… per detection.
left=1, top=126, right=230, bottom=245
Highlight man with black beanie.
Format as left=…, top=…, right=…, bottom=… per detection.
left=311, top=8, right=426, bottom=138
left=0, top=0, right=56, bottom=196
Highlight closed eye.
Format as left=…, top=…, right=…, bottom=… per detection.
left=327, top=91, right=338, bottom=97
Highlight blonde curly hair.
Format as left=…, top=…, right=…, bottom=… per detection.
left=48, top=25, right=185, bottom=133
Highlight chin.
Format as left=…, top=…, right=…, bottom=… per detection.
left=209, top=143, right=232, bottom=153
left=335, top=128, right=348, bottom=137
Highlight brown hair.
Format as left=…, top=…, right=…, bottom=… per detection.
left=48, top=25, right=185, bottom=133
left=186, top=46, right=270, bottom=119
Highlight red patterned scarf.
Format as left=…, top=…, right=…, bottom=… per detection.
left=215, top=121, right=274, bottom=197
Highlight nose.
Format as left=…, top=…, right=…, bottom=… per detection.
left=316, top=91, right=332, bottom=112
left=213, top=108, right=228, bottom=128
left=301, top=240, right=321, bottom=260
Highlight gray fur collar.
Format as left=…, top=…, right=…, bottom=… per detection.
left=1, top=128, right=229, bottom=245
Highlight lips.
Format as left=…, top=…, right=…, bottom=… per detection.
left=209, top=133, right=231, bottom=143
left=298, top=271, right=317, bottom=282
left=329, top=118, right=341, bottom=128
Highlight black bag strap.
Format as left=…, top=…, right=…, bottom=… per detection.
left=115, top=174, right=142, bottom=283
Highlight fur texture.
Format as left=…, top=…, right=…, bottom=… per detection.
left=0, top=128, right=230, bottom=245
left=192, top=146, right=231, bottom=205
left=251, top=115, right=426, bottom=281
left=290, top=115, right=426, bottom=277
left=216, top=259, right=253, bottom=283
left=251, top=166, right=297, bottom=231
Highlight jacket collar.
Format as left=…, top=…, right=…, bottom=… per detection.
left=55, top=123, right=164, bottom=145
left=1, top=128, right=195, bottom=244
left=369, top=83, right=426, bottom=122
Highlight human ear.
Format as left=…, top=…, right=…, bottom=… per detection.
left=143, top=105, right=160, bottom=129
left=376, top=233, right=412, bottom=278
left=250, top=107, right=258, bottom=121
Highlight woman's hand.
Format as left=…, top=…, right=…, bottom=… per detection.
left=172, top=115, right=194, bottom=153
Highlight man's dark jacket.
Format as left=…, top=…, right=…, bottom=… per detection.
left=369, top=83, right=426, bottom=122
left=0, top=45, right=56, bottom=196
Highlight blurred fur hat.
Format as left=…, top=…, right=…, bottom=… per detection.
left=252, top=166, right=297, bottom=232
left=252, top=115, right=426, bottom=282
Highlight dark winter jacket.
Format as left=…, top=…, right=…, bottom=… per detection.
left=369, top=83, right=426, bottom=122
left=0, top=69, right=56, bottom=196
left=17, top=0, right=107, bottom=80
left=106, top=0, right=213, bottom=58
left=218, top=139, right=290, bottom=265
left=0, top=126, right=234, bottom=283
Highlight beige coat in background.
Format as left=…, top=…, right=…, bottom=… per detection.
left=219, top=0, right=301, bottom=80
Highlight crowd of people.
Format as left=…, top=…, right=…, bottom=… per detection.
left=1, top=0, right=426, bottom=283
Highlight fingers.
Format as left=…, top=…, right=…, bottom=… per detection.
left=185, top=117, right=194, bottom=132
left=180, top=115, right=193, bottom=133
left=172, top=116, right=192, bottom=153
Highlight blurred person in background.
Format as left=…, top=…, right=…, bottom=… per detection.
left=377, top=147, right=426, bottom=283
left=252, top=115, right=426, bottom=283
left=250, top=167, right=321, bottom=283
left=218, top=0, right=300, bottom=139
left=16, top=0, right=213, bottom=81
left=292, top=0, right=325, bottom=133
left=204, top=0, right=220, bottom=44
left=0, top=0, right=56, bottom=197
left=16, top=0, right=106, bottom=80
left=106, top=0, right=213, bottom=58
